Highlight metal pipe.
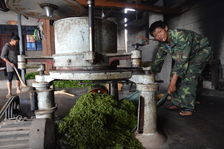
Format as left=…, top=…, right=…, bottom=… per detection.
left=88, top=0, right=95, bottom=52
left=109, top=81, right=119, bottom=100
left=32, top=82, right=56, bottom=119
left=30, top=88, right=38, bottom=112
left=17, top=14, right=26, bottom=82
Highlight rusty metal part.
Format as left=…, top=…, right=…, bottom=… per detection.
left=6, top=0, right=85, bottom=19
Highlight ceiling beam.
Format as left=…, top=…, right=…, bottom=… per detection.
left=76, top=0, right=181, bottom=14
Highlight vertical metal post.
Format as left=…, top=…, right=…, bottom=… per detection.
left=17, top=14, right=26, bottom=82
left=130, top=74, right=166, bottom=148
left=32, top=82, right=56, bottom=119
left=109, top=81, right=119, bottom=100
left=88, top=0, right=95, bottom=52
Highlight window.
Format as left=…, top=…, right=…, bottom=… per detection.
left=124, top=8, right=135, bottom=52
left=25, top=26, right=42, bottom=51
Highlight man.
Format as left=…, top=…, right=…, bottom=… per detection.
left=149, top=20, right=212, bottom=116
left=1, top=35, right=21, bottom=98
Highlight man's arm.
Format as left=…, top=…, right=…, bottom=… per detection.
left=168, top=73, right=178, bottom=94
left=1, top=45, right=15, bottom=67
left=168, top=32, right=193, bottom=94
left=151, top=46, right=167, bottom=73
left=1, top=57, right=15, bottom=67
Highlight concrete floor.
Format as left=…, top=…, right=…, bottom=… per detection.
left=157, top=94, right=224, bottom=149
left=0, top=83, right=224, bottom=149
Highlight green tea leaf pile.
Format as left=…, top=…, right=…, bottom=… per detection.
left=53, top=80, right=93, bottom=88
left=58, top=93, right=142, bottom=149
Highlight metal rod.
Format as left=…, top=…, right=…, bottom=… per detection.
left=17, top=14, right=26, bottom=82
left=109, top=81, right=119, bottom=100
left=88, top=0, right=95, bottom=52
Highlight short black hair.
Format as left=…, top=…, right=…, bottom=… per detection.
left=148, top=20, right=167, bottom=36
left=11, top=34, right=20, bottom=41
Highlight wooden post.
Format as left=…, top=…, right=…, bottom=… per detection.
left=40, top=19, right=55, bottom=73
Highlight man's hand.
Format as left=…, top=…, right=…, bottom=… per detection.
left=168, top=81, right=176, bottom=94
left=167, top=74, right=178, bottom=94
left=2, top=58, right=15, bottom=68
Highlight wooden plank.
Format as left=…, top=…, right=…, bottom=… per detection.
left=40, top=19, right=55, bottom=72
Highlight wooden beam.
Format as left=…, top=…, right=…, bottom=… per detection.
left=40, top=19, right=55, bottom=72
left=76, top=0, right=180, bottom=14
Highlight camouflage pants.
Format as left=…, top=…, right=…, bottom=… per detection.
left=171, top=74, right=199, bottom=111
left=171, top=47, right=212, bottom=111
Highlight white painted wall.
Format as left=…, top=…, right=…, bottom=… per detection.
left=165, top=0, right=224, bottom=78
left=0, top=11, right=38, bottom=25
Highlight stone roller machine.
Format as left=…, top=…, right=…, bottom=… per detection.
left=1, top=0, right=165, bottom=148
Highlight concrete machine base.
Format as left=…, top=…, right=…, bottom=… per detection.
left=136, top=133, right=167, bottom=149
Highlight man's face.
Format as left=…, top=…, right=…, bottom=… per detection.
left=152, top=26, right=168, bottom=42
left=11, top=40, right=19, bottom=46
